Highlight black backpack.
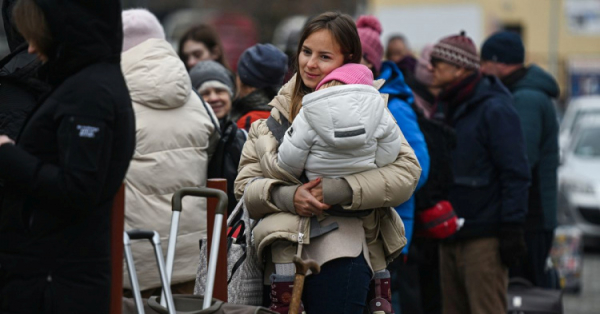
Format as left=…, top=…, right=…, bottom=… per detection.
left=201, top=99, right=247, bottom=214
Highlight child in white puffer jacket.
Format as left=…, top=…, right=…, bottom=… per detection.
left=272, top=63, right=405, bottom=314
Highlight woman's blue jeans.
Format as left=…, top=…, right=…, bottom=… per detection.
left=302, top=253, right=372, bottom=314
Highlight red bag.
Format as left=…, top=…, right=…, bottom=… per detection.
left=415, top=200, right=459, bottom=239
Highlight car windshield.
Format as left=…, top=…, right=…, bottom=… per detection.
left=574, top=127, right=600, bottom=158
left=570, top=109, right=600, bottom=134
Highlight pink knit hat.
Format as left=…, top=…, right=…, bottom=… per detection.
left=316, top=63, right=374, bottom=90
left=415, top=44, right=435, bottom=86
left=356, top=15, right=383, bottom=73
left=122, top=9, right=166, bottom=52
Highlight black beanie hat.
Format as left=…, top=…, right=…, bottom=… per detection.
left=237, top=44, right=288, bottom=89
left=481, top=31, right=525, bottom=64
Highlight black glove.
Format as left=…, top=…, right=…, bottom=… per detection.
left=498, top=224, right=527, bottom=268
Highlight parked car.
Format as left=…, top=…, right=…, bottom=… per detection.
left=559, top=96, right=600, bottom=154
left=558, top=116, right=600, bottom=237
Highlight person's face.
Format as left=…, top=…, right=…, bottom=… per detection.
left=200, top=87, right=232, bottom=119
left=298, top=29, right=346, bottom=90
left=387, top=39, right=407, bottom=63
left=27, top=40, right=48, bottom=63
left=183, top=40, right=217, bottom=70
left=430, top=60, right=463, bottom=88
left=480, top=60, right=502, bottom=77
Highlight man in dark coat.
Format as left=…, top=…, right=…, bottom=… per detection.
left=0, top=0, right=135, bottom=312
left=230, top=43, right=288, bottom=131
left=481, top=31, right=560, bottom=288
left=430, top=31, right=531, bottom=314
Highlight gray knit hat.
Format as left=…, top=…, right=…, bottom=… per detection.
left=189, top=60, right=235, bottom=96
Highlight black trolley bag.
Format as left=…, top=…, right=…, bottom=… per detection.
left=507, top=277, right=563, bottom=314
left=138, top=187, right=274, bottom=314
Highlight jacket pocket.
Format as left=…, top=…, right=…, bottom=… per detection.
left=453, top=176, right=490, bottom=187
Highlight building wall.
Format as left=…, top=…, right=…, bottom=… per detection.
left=370, top=0, right=600, bottom=99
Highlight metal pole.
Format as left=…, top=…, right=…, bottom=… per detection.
left=549, top=0, right=560, bottom=78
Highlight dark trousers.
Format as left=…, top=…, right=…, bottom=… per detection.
left=303, top=253, right=372, bottom=314
left=390, top=239, right=442, bottom=314
left=510, top=229, right=555, bottom=288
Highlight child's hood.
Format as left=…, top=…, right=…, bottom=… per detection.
left=301, top=84, right=388, bottom=149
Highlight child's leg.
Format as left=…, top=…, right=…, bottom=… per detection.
left=270, top=240, right=304, bottom=314
left=362, top=211, right=395, bottom=314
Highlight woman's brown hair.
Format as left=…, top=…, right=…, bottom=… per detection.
left=289, top=12, right=362, bottom=121
left=12, top=0, right=53, bottom=57
left=178, top=24, right=230, bottom=70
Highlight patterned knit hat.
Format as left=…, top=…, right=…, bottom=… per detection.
left=356, top=15, right=383, bottom=73
left=430, top=31, right=479, bottom=70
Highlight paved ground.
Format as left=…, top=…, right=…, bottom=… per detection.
left=563, top=248, right=600, bottom=314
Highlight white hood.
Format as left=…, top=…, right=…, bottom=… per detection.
left=302, top=84, right=386, bottom=149
left=121, top=38, right=191, bottom=110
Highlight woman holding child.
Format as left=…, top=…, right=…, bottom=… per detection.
left=234, top=12, right=421, bottom=314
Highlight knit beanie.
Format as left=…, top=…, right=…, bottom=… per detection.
left=356, top=15, right=384, bottom=73
left=430, top=31, right=480, bottom=71
left=481, top=31, right=525, bottom=64
left=415, top=44, right=435, bottom=86
left=316, top=64, right=373, bottom=90
left=189, top=60, right=235, bottom=97
left=237, top=44, right=288, bottom=89
left=122, top=9, right=165, bottom=52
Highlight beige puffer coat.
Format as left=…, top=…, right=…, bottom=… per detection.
left=121, top=38, right=219, bottom=290
left=235, top=75, right=421, bottom=264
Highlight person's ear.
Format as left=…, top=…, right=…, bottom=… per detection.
left=211, top=46, right=221, bottom=59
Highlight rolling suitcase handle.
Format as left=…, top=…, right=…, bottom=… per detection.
left=163, top=187, right=228, bottom=310
left=124, top=230, right=177, bottom=314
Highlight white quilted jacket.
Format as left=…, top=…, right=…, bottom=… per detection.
left=278, top=84, right=402, bottom=180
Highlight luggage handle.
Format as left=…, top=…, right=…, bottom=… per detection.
left=124, top=230, right=176, bottom=314
left=509, top=277, right=535, bottom=288
left=163, top=187, right=228, bottom=310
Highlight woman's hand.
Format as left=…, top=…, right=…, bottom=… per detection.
left=309, top=178, right=325, bottom=203
left=0, top=135, right=15, bottom=147
left=294, top=178, right=330, bottom=217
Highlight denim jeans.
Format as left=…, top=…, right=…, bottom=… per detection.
left=302, top=253, right=372, bottom=314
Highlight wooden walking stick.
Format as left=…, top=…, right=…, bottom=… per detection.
left=289, top=255, right=321, bottom=314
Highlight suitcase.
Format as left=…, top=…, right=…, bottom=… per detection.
left=126, top=187, right=275, bottom=314
left=549, top=225, right=583, bottom=293
left=507, top=277, right=563, bottom=314
left=124, top=229, right=177, bottom=314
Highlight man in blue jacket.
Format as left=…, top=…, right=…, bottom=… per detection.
left=481, top=31, right=560, bottom=288
left=430, top=32, right=530, bottom=314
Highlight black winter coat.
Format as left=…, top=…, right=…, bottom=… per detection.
left=0, top=0, right=134, bottom=312
left=444, top=76, right=530, bottom=240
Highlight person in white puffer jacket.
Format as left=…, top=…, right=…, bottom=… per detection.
left=278, top=64, right=402, bottom=180
left=273, top=64, right=404, bottom=311
left=120, top=9, right=219, bottom=296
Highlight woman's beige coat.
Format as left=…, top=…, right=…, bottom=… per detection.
left=234, top=76, right=422, bottom=264
left=121, top=38, right=219, bottom=290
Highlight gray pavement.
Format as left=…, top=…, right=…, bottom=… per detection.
left=563, top=250, right=600, bottom=314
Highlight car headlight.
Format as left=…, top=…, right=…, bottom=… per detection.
left=564, top=180, right=596, bottom=195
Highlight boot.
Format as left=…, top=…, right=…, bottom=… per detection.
left=368, top=270, right=394, bottom=314
left=269, top=274, right=305, bottom=314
